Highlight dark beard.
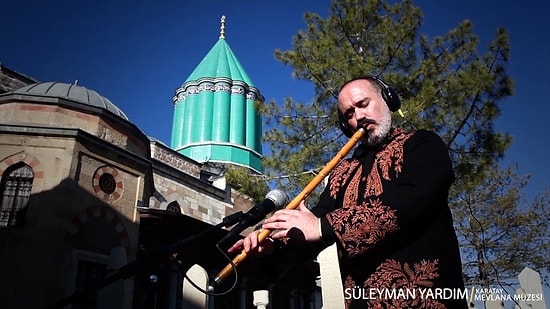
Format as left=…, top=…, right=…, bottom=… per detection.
left=357, top=118, right=376, bottom=130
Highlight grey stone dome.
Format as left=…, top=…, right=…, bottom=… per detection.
left=12, top=81, right=128, bottom=120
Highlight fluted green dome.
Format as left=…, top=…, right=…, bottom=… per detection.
left=185, top=39, right=255, bottom=87
left=170, top=18, right=264, bottom=174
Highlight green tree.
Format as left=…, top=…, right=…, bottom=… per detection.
left=229, top=0, right=549, bottom=289
left=225, top=165, right=269, bottom=203
left=255, top=0, right=512, bottom=197
left=266, top=0, right=512, bottom=188
left=452, top=166, right=550, bottom=288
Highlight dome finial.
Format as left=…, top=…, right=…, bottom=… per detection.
left=219, top=15, right=226, bottom=39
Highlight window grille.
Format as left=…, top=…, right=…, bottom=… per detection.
left=0, top=163, right=34, bottom=227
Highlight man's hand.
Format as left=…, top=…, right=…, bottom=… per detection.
left=262, top=201, right=320, bottom=242
left=227, top=229, right=275, bottom=256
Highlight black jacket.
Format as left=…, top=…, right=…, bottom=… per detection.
left=312, top=128, right=467, bottom=309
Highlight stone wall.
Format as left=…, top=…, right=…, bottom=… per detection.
left=0, top=62, right=36, bottom=93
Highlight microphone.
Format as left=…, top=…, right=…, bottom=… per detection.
left=218, top=189, right=288, bottom=245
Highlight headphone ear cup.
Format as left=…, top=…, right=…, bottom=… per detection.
left=338, top=109, right=353, bottom=138
left=381, top=85, right=401, bottom=112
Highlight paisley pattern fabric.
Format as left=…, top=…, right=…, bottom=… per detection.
left=312, top=128, right=467, bottom=308
left=361, top=259, right=447, bottom=309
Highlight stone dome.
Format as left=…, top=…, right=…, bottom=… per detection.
left=12, top=81, right=129, bottom=120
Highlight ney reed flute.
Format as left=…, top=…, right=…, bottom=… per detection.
left=214, top=128, right=365, bottom=285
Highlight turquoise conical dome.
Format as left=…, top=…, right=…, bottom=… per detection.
left=171, top=17, right=264, bottom=174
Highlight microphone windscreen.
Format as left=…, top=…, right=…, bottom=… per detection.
left=265, top=189, right=289, bottom=209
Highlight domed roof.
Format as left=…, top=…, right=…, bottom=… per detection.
left=12, top=81, right=128, bottom=120
left=184, top=38, right=255, bottom=87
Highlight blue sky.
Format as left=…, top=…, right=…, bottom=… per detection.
left=2, top=1, right=548, bottom=195
left=1, top=0, right=549, bottom=304
left=3, top=0, right=548, bottom=193
left=1, top=0, right=548, bottom=200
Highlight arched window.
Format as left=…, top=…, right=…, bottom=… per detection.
left=0, top=163, right=34, bottom=227
left=166, top=201, right=181, bottom=214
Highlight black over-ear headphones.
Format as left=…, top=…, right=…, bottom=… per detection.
left=337, top=76, right=401, bottom=137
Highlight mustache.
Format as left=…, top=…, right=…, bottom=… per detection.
left=357, top=118, right=377, bottom=130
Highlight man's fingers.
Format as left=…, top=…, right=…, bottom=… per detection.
left=227, top=239, right=244, bottom=254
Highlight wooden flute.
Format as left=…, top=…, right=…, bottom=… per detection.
left=214, top=128, right=365, bottom=285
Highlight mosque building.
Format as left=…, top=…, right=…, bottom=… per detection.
left=0, top=17, right=320, bottom=309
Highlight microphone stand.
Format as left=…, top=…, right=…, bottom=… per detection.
left=46, top=211, right=244, bottom=309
